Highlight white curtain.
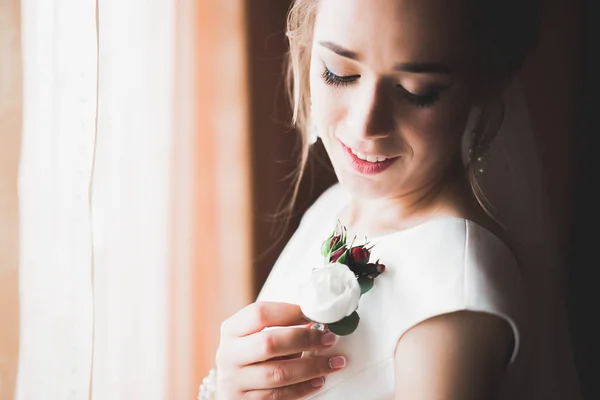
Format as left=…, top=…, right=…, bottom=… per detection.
left=18, top=0, right=184, bottom=398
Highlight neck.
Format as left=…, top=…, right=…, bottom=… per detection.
left=340, top=158, right=470, bottom=237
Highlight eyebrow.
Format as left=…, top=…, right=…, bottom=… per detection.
left=318, top=41, right=453, bottom=75
left=318, top=41, right=360, bottom=60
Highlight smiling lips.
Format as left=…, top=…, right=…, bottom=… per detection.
left=350, top=148, right=390, bottom=163
left=339, top=140, right=399, bottom=175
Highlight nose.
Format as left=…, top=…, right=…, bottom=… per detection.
left=347, top=79, right=394, bottom=139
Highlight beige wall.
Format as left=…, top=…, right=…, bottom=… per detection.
left=191, top=1, right=253, bottom=397
left=0, top=0, right=21, bottom=398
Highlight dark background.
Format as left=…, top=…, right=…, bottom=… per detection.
left=567, top=0, right=597, bottom=399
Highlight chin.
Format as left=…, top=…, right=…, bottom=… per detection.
left=335, top=169, right=395, bottom=200
left=324, top=143, right=395, bottom=199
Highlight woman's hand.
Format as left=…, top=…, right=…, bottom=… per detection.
left=215, top=301, right=346, bottom=399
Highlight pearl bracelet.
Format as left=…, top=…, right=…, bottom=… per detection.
left=198, top=368, right=217, bottom=400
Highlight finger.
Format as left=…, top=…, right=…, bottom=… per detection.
left=237, top=355, right=346, bottom=391
left=228, top=326, right=337, bottom=365
left=242, top=377, right=326, bottom=400
left=221, top=301, right=308, bottom=338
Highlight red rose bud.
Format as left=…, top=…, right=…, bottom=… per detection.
left=330, top=234, right=342, bottom=249
left=376, top=263, right=386, bottom=274
left=321, top=234, right=344, bottom=256
left=329, top=247, right=347, bottom=263
left=351, top=247, right=370, bottom=264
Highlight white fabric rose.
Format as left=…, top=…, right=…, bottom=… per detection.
left=299, top=262, right=361, bottom=324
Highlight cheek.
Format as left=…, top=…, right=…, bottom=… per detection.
left=399, top=109, right=467, bottom=167
left=401, top=129, right=447, bottom=168
left=310, top=82, right=347, bottom=137
left=403, top=92, right=470, bottom=156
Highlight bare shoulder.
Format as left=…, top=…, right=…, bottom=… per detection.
left=394, top=311, right=514, bottom=400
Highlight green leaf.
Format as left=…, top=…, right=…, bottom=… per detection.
left=328, top=311, right=360, bottom=336
left=336, top=249, right=349, bottom=265
left=320, top=238, right=332, bottom=257
left=358, top=276, right=374, bottom=294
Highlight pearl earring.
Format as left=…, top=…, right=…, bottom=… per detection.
left=469, top=145, right=489, bottom=177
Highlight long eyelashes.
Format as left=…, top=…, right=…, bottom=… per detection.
left=321, top=67, right=359, bottom=86
left=395, top=84, right=443, bottom=108
left=320, top=65, right=447, bottom=108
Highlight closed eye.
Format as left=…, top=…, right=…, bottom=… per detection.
left=321, top=64, right=449, bottom=108
left=396, top=84, right=449, bottom=108
left=321, top=66, right=360, bottom=87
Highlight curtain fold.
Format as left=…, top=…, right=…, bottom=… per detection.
left=90, top=0, right=175, bottom=397
left=18, top=1, right=97, bottom=398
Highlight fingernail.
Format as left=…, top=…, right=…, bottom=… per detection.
left=328, top=356, right=346, bottom=369
left=310, top=377, right=325, bottom=388
left=321, top=332, right=336, bottom=346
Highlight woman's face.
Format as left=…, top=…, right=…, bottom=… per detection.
left=310, top=0, right=476, bottom=200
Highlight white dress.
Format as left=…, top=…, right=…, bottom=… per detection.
left=257, top=184, right=528, bottom=399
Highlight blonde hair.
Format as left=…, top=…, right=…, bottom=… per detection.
left=280, top=0, right=319, bottom=219
left=282, top=0, right=540, bottom=221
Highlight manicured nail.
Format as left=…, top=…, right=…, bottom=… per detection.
left=310, top=377, right=325, bottom=388
left=321, top=332, right=336, bottom=346
left=328, top=356, right=346, bottom=369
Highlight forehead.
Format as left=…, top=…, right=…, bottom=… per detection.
left=313, top=0, right=470, bottom=66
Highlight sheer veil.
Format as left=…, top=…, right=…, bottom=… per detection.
left=476, top=80, right=581, bottom=399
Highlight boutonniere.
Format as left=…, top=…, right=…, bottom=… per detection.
left=298, top=223, right=386, bottom=336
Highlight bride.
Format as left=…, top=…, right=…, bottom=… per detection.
left=201, top=0, right=580, bottom=399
